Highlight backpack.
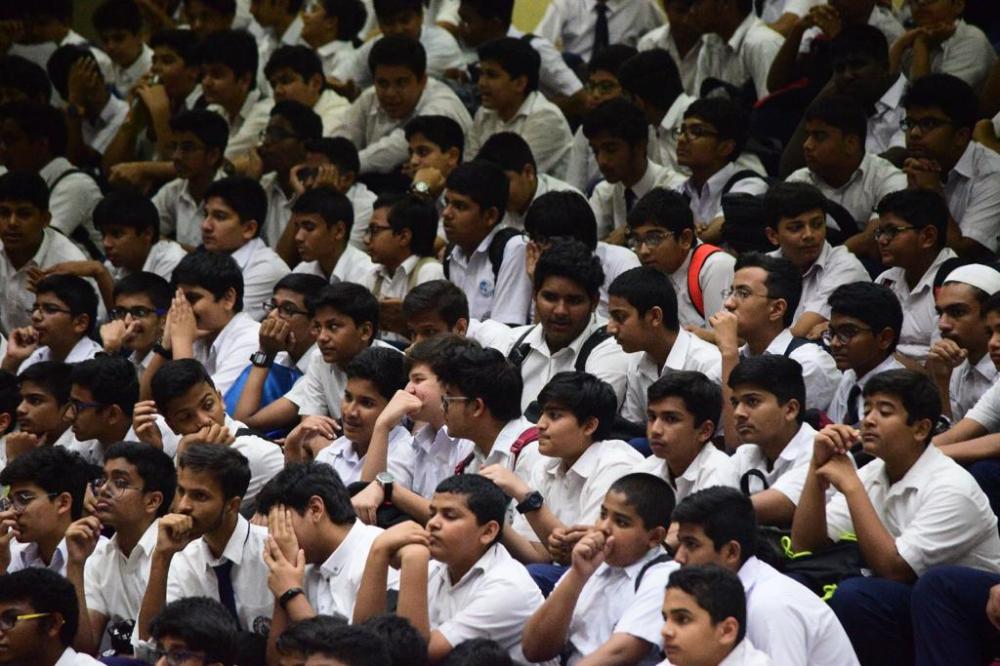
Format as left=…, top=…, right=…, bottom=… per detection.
left=454, top=426, right=539, bottom=474
left=687, top=243, right=723, bottom=320
left=48, top=167, right=107, bottom=261
left=442, top=227, right=521, bottom=285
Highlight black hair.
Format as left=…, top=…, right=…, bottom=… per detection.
left=537, top=371, right=617, bottom=441
left=0, top=569, right=79, bottom=645
left=588, top=44, right=638, bottom=76
left=93, top=189, right=160, bottom=237
left=265, top=43, right=325, bottom=83
left=149, top=29, right=200, bottom=65
left=196, top=29, right=259, bottom=84
left=373, top=0, right=423, bottom=21
left=93, top=0, right=143, bottom=34
left=0, top=445, right=93, bottom=521
left=360, top=615, right=429, bottom=666
left=875, top=189, right=948, bottom=250
left=307, top=282, right=380, bottom=336
left=608, top=472, right=676, bottom=530
left=257, top=461, right=356, bottom=525
left=270, top=99, right=323, bottom=143
left=305, top=136, right=361, bottom=175
left=387, top=193, right=439, bottom=257
left=23, top=0, right=74, bottom=21
left=476, top=131, right=536, bottom=173
left=827, top=281, right=903, bottom=353
left=647, top=370, right=723, bottom=433
left=533, top=239, right=604, bottom=301
left=608, top=266, right=679, bottom=330
left=204, top=176, right=267, bottom=234
left=763, top=181, right=829, bottom=230
left=405, top=115, right=465, bottom=155
left=0, top=55, right=52, bottom=103
left=276, top=616, right=349, bottom=655
left=440, top=638, right=512, bottom=666
left=183, top=0, right=236, bottom=15
left=46, top=44, right=98, bottom=101
left=34, top=274, right=98, bottom=335
left=113, top=271, right=172, bottom=312
left=177, top=443, right=251, bottom=501
left=406, top=334, right=479, bottom=370
left=733, top=252, right=802, bottom=327
left=0, top=170, right=49, bottom=211
left=302, top=625, right=391, bottom=666
left=69, top=355, right=139, bottom=416
left=831, top=24, right=889, bottom=68
left=17, top=360, right=72, bottom=406
left=435, top=474, right=507, bottom=544
left=626, top=187, right=694, bottom=233
left=804, top=94, right=868, bottom=142
left=432, top=346, right=521, bottom=421
left=683, top=97, right=749, bottom=161
left=103, top=441, right=178, bottom=517
left=445, top=160, right=509, bottom=220
left=458, top=0, right=514, bottom=26
left=369, top=35, right=427, bottom=79
left=902, top=73, right=979, bottom=130
left=478, top=37, right=540, bottom=93
left=345, top=346, right=408, bottom=401
left=0, top=370, right=19, bottom=435
left=172, top=250, right=245, bottom=312
left=0, top=101, right=67, bottom=157
left=728, top=354, right=805, bottom=424
left=170, top=108, right=230, bottom=153
left=582, top=97, right=649, bottom=147
left=150, top=358, right=217, bottom=414
left=666, top=565, right=747, bottom=643
left=984, top=292, right=1000, bottom=318
left=292, top=185, right=355, bottom=234
left=863, top=369, right=941, bottom=446
left=274, top=272, right=328, bottom=297
left=315, top=0, right=368, bottom=40
left=672, top=486, right=758, bottom=564
left=616, top=49, right=683, bottom=111
left=402, top=280, right=470, bottom=325
left=150, top=597, right=239, bottom=666
left=523, top=191, right=597, bottom=252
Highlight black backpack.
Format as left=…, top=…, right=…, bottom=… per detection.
left=442, top=227, right=521, bottom=284
left=48, top=167, right=107, bottom=261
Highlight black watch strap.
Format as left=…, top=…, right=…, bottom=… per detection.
left=516, top=490, right=544, bottom=514
left=278, top=586, right=305, bottom=610
left=152, top=343, right=172, bottom=360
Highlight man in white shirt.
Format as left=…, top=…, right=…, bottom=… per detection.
left=637, top=0, right=703, bottom=96
left=891, top=10, right=996, bottom=91
left=535, top=0, right=664, bottom=62
left=65, top=356, right=141, bottom=469
left=298, top=0, right=365, bottom=77
left=792, top=370, right=1000, bottom=665
left=265, top=45, right=349, bottom=140
left=147, top=597, right=239, bottom=666
left=289, top=187, right=375, bottom=286
left=92, top=0, right=153, bottom=98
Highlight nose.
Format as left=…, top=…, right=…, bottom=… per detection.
left=723, top=294, right=738, bottom=310
left=15, top=400, right=28, bottom=418
left=200, top=216, right=212, bottom=232
left=553, top=299, right=569, bottom=316
left=673, top=547, right=688, bottom=566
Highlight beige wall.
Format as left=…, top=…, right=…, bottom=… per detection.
left=513, top=0, right=551, bottom=32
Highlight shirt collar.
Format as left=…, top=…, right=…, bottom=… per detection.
left=527, top=315, right=602, bottom=357
left=664, top=328, right=694, bottom=370
left=211, top=312, right=254, bottom=357
left=378, top=254, right=419, bottom=281
left=317, top=39, right=355, bottom=57
left=727, top=13, right=758, bottom=51
left=216, top=514, right=251, bottom=566
left=661, top=93, right=694, bottom=132
left=856, top=354, right=904, bottom=384
left=970, top=353, right=999, bottom=383
left=544, top=438, right=606, bottom=480
left=800, top=241, right=833, bottom=279
left=115, top=43, right=152, bottom=82
left=488, top=418, right=533, bottom=458
left=116, top=518, right=160, bottom=558
left=680, top=442, right=720, bottom=483
left=320, top=520, right=365, bottom=578
left=951, top=141, right=977, bottom=180
left=887, top=442, right=946, bottom=494
left=238, top=88, right=263, bottom=123
left=447, top=543, right=503, bottom=589
left=762, top=328, right=795, bottom=355
left=875, top=74, right=907, bottom=115
left=777, top=422, right=816, bottom=464
left=629, top=160, right=661, bottom=199
left=684, top=162, right=738, bottom=200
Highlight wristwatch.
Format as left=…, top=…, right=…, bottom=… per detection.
left=410, top=180, right=431, bottom=197
left=376, top=472, right=394, bottom=503
left=250, top=350, right=274, bottom=368
left=516, top=490, right=544, bottom=514
left=278, top=587, right=305, bottom=610
left=152, top=343, right=172, bottom=360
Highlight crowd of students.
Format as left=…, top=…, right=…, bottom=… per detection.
left=0, top=0, right=999, bottom=664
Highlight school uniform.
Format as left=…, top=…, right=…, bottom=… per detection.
left=943, top=141, right=1000, bottom=254
left=648, top=93, right=696, bottom=175
left=694, top=13, right=784, bottom=101
left=81, top=96, right=129, bottom=156
left=106, top=240, right=187, bottom=282
left=191, top=312, right=262, bottom=395
left=207, top=89, right=275, bottom=159
left=392, top=425, right=475, bottom=498
left=589, top=160, right=685, bottom=239
left=738, top=329, right=842, bottom=412
left=865, top=74, right=907, bottom=155
left=260, top=173, right=298, bottom=248
left=767, top=242, right=870, bottom=323
left=18, top=336, right=104, bottom=374
left=314, top=88, right=350, bottom=137
left=313, top=425, right=413, bottom=487
left=228, top=238, right=292, bottom=322
left=799, top=6, right=903, bottom=55
left=292, top=243, right=377, bottom=288
left=462, top=417, right=548, bottom=488
left=345, top=182, right=379, bottom=250
left=535, top=0, right=665, bottom=60
left=595, top=242, right=640, bottom=319
left=53, top=647, right=103, bottom=665
left=638, top=25, right=701, bottom=95
left=638, top=442, right=739, bottom=503
left=654, top=639, right=774, bottom=665
left=565, top=126, right=602, bottom=192
left=505, top=28, right=586, bottom=99
left=152, top=169, right=227, bottom=248
left=948, top=355, right=999, bottom=423
left=502, top=174, right=581, bottom=231
left=333, top=25, right=466, bottom=89
left=445, top=225, right=532, bottom=324
left=733, top=422, right=815, bottom=503
left=7, top=538, right=71, bottom=576
left=670, top=245, right=736, bottom=329
left=677, top=163, right=769, bottom=228
left=109, top=44, right=153, bottom=98
left=40, top=156, right=104, bottom=255
left=306, top=38, right=357, bottom=78
left=900, top=19, right=997, bottom=90
left=826, top=355, right=905, bottom=426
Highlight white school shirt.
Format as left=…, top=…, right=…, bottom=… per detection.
left=678, top=163, right=769, bottom=228
left=392, top=424, right=475, bottom=498
left=345, top=182, right=379, bottom=250
left=285, top=351, right=346, bottom=417
left=875, top=247, right=956, bottom=362
left=462, top=417, right=549, bottom=484
left=466, top=92, right=573, bottom=179
left=329, top=77, right=472, bottom=175
left=639, top=442, right=740, bottom=503
left=191, top=312, right=262, bottom=395
left=767, top=241, right=870, bottom=322
left=207, top=89, right=275, bottom=159
left=292, top=243, right=377, bottom=288
left=732, top=421, right=815, bottom=503
left=229, top=238, right=292, bottom=322
left=670, top=245, right=736, bottom=329
left=659, top=639, right=774, bottom=666
left=333, top=25, right=466, bottom=89
left=427, top=543, right=548, bottom=665
left=902, top=19, right=997, bottom=90
left=511, top=439, right=644, bottom=542
left=313, top=425, right=413, bottom=486
left=372, top=254, right=445, bottom=302
left=943, top=141, right=1000, bottom=254
left=800, top=5, right=903, bottom=55
left=826, top=355, right=905, bottom=426
left=260, top=172, right=297, bottom=248
left=949, top=354, right=999, bottom=423
left=166, top=515, right=275, bottom=631
left=738, top=556, right=859, bottom=666
left=445, top=225, right=532, bottom=324
left=785, top=153, right=907, bottom=228
left=305, top=520, right=400, bottom=621
left=758, top=0, right=820, bottom=23
left=7, top=538, right=71, bottom=576
left=590, top=160, right=685, bottom=239
left=109, top=44, right=153, bottom=98
left=314, top=88, right=350, bottom=137
left=739, top=329, right=841, bottom=412
left=825, top=443, right=1000, bottom=575
left=564, top=548, right=678, bottom=665
left=152, top=169, right=227, bottom=248
left=9, top=32, right=113, bottom=93
left=225, top=415, right=285, bottom=513
left=638, top=24, right=701, bottom=95
left=621, top=328, right=723, bottom=424
left=866, top=74, right=907, bottom=155
left=595, top=242, right=641, bottom=319
left=306, top=38, right=357, bottom=78
left=0, top=228, right=89, bottom=334
left=106, top=240, right=187, bottom=282
left=535, top=0, right=665, bottom=59
left=566, top=125, right=602, bottom=192
left=40, top=157, right=104, bottom=252
left=459, top=28, right=584, bottom=100
left=81, top=96, right=129, bottom=156
left=649, top=93, right=696, bottom=175
left=18, top=337, right=104, bottom=373
left=53, top=647, right=103, bottom=666
left=694, top=14, right=784, bottom=101
left=503, top=174, right=581, bottom=231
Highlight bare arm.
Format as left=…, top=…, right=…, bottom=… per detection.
left=767, top=20, right=810, bottom=92
left=751, top=489, right=798, bottom=528
left=521, top=567, right=586, bottom=662
left=933, top=417, right=988, bottom=447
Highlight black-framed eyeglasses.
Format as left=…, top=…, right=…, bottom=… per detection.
left=873, top=225, right=916, bottom=242
left=671, top=124, right=719, bottom=140
left=441, top=395, right=473, bottom=410
left=109, top=306, right=166, bottom=320
left=586, top=80, right=620, bottom=95
left=722, top=286, right=773, bottom=302
left=363, top=224, right=394, bottom=240
left=821, top=324, right=873, bottom=346
left=90, top=476, right=143, bottom=499
left=68, top=398, right=103, bottom=415
left=0, top=611, right=51, bottom=632
left=626, top=230, right=674, bottom=251
left=262, top=300, right=310, bottom=318
left=259, top=126, right=299, bottom=143
left=25, top=303, right=72, bottom=316
left=149, top=647, right=207, bottom=666
left=900, top=117, right=952, bottom=134
left=0, top=491, right=60, bottom=515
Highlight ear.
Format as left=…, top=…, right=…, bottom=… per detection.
left=221, top=286, right=238, bottom=312
left=580, top=415, right=600, bottom=438
left=722, top=539, right=743, bottom=567
left=445, top=147, right=461, bottom=168
left=645, top=305, right=664, bottom=328
left=469, top=396, right=487, bottom=419
left=331, top=220, right=348, bottom=242
left=875, top=326, right=896, bottom=353
left=140, top=226, right=155, bottom=243
left=307, top=495, right=326, bottom=522
left=71, top=313, right=91, bottom=337
left=783, top=397, right=801, bottom=423
left=226, top=495, right=242, bottom=515
left=396, top=227, right=413, bottom=248
left=764, top=226, right=780, bottom=247
left=105, top=403, right=127, bottom=426
left=453, top=317, right=469, bottom=336
left=918, top=224, right=938, bottom=251
left=768, top=297, right=788, bottom=324
left=55, top=491, right=73, bottom=517
left=144, top=490, right=165, bottom=516
left=913, top=416, right=933, bottom=444
left=513, top=74, right=529, bottom=96
left=237, top=71, right=253, bottom=91
left=308, top=73, right=324, bottom=94
left=678, top=227, right=695, bottom=253
left=337, top=170, right=356, bottom=191
left=478, top=519, right=501, bottom=546
left=0, top=412, right=11, bottom=435
left=647, top=524, right=668, bottom=548
left=523, top=163, right=537, bottom=183
left=716, top=616, right=741, bottom=650
left=206, top=146, right=223, bottom=168
left=241, top=219, right=259, bottom=241
left=717, top=138, right=737, bottom=163
left=696, top=418, right=716, bottom=445
left=40, top=210, right=52, bottom=228
left=483, top=206, right=501, bottom=229
left=358, top=320, right=374, bottom=344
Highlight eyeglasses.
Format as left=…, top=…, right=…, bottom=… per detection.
left=873, top=225, right=916, bottom=241
left=821, top=324, right=873, bottom=346
left=25, top=303, right=72, bottom=316
left=0, top=611, right=51, bottom=632
left=586, top=80, right=620, bottom=95
left=0, top=491, right=60, bottom=515
left=166, top=141, right=205, bottom=156
left=363, top=225, right=394, bottom=240
left=671, top=124, right=719, bottom=140
left=626, top=230, right=674, bottom=251
left=149, top=648, right=207, bottom=666
left=68, top=398, right=103, bottom=415
left=441, top=395, right=473, bottom=410
left=262, top=300, right=310, bottom=318
left=259, top=126, right=299, bottom=143
left=722, top=286, right=772, bottom=302
left=900, top=117, right=952, bottom=134
left=90, top=476, right=143, bottom=499
left=109, top=306, right=166, bottom=320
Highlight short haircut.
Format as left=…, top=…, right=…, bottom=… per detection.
left=316, top=0, right=368, bottom=39
left=666, top=565, right=747, bottom=643
left=828, top=282, right=903, bottom=353
left=458, top=0, right=514, bottom=26
left=274, top=272, right=328, bottom=298
left=305, top=136, right=361, bottom=175
left=902, top=73, right=979, bottom=130
left=93, top=189, right=159, bottom=236
left=172, top=250, right=245, bottom=312
left=204, top=176, right=267, bottom=232
left=626, top=187, right=694, bottom=233
left=360, top=615, right=428, bottom=666
left=0, top=55, right=52, bottom=103
left=257, top=462, right=356, bottom=525
left=265, top=44, right=325, bottom=83
left=588, top=43, right=638, bottom=76
left=831, top=24, right=889, bottom=67
left=733, top=252, right=802, bottom=327
left=533, top=239, right=605, bottom=301
left=18, top=361, right=72, bottom=406
left=345, top=347, right=408, bottom=400
left=0, top=370, right=19, bottom=435
left=183, top=0, right=236, bottom=14
left=537, top=372, right=618, bottom=441
left=445, top=160, right=509, bottom=220
left=93, top=0, right=142, bottom=34
left=103, top=441, right=177, bottom=517
left=582, top=97, right=649, bottom=147
left=476, top=131, right=535, bottom=173
left=303, top=625, right=391, bottom=666
left=435, top=474, right=507, bottom=543
left=0, top=569, right=79, bottom=645
left=523, top=191, right=597, bottom=251
left=276, top=616, right=349, bottom=656
left=863, top=369, right=941, bottom=445
left=69, top=355, right=139, bottom=416
left=985, top=292, right=1000, bottom=318
left=683, top=97, right=749, bottom=160
left=405, top=115, right=465, bottom=155
left=0, top=445, right=93, bottom=521
left=647, top=370, right=723, bottom=433
left=46, top=44, right=97, bottom=100
left=804, top=94, right=868, bottom=142
left=177, top=443, right=251, bottom=501
left=35, top=273, right=98, bottom=334
left=151, top=358, right=218, bottom=414
left=292, top=185, right=355, bottom=234
left=609, top=472, right=676, bottom=530
left=113, top=271, right=172, bottom=311
left=478, top=37, right=540, bottom=93
left=432, top=346, right=521, bottom=421
left=270, top=99, right=323, bottom=143
left=402, top=280, right=469, bottom=325
left=196, top=29, right=259, bottom=84
left=0, top=101, right=68, bottom=157
left=170, top=108, right=230, bottom=153
left=608, top=266, right=679, bottom=330
left=617, top=49, right=682, bottom=111
left=763, top=181, right=829, bottom=230
left=875, top=189, right=948, bottom=249
left=406, top=334, right=479, bottom=371
left=373, top=0, right=422, bottom=21
left=23, top=0, right=74, bottom=21
left=440, top=638, right=512, bottom=666
left=149, top=29, right=200, bottom=65
left=150, top=597, right=239, bottom=666
left=369, top=35, right=427, bottom=79
left=672, top=486, right=758, bottom=564
left=0, top=169, right=49, bottom=210
left=388, top=193, right=439, bottom=257
left=307, top=282, right=379, bottom=336
left=728, top=354, right=806, bottom=424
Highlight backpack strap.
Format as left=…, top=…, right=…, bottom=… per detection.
left=824, top=198, right=861, bottom=239
left=634, top=553, right=673, bottom=592
left=721, top=169, right=768, bottom=196
left=406, top=256, right=437, bottom=292
left=740, top=468, right=769, bottom=495
left=455, top=452, right=476, bottom=475
left=783, top=336, right=814, bottom=356
left=574, top=325, right=611, bottom=373
left=442, top=243, right=455, bottom=279
left=506, top=325, right=539, bottom=371
left=488, top=227, right=521, bottom=283
left=47, top=167, right=105, bottom=260
left=686, top=243, right=723, bottom=319
left=508, top=426, right=539, bottom=470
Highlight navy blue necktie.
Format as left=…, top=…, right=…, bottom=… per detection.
left=594, top=2, right=610, bottom=55
left=212, top=559, right=241, bottom=628
left=845, top=384, right=862, bottom=426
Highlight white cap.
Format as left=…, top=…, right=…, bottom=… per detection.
left=945, top=264, right=1000, bottom=295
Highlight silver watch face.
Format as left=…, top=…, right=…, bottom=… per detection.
left=376, top=472, right=393, bottom=484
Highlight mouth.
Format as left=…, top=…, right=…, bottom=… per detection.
left=648, top=439, right=667, bottom=453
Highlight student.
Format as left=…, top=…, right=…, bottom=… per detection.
left=196, top=29, right=274, bottom=159
left=625, top=188, right=735, bottom=330
left=69, top=441, right=176, bottom=655
left=66, top=355, right=140, bottom=465
left=585, top=98, right=684, bottom=240
left=791, top=370, right=1000, bottom=665
left=298, top=0, right=367, bottom=78
left=0, top=55, right=52, bottom=106
left=824, top=281, right=905, bottom=426
left=637, top=1, right=703, bottom=95
left=183, top=0, right=242, bottom=38
left=289, top=186, right=375, bottom=287
left=0, top=568, right=103, bottom=666
left=466, top=37, right=572, bottom=179
left=673, top=486, right=858, bottom=666
left=873, top=189, right=957, bottom=363
left=441, top=159, right=532, bottom=325
left=0, top=170, right=91, bottom=335
left=763, top=182, right=869, bottom=338
left=328, top=36, right=472, bottom=175
left=7, top=362, right=78, bottom=453
left=360, top=614, right=429, bottom=666
left=92, top=0, right=153, bottom=98
left=640, top=372, right=738, bottom=500
left=3, top=274, right=102, bottom=374
left=275, top=615, right=351, bottom=665
left=534, top=0, right=664, bottom=62
left=151, top=108, right=230, bottom=250
left=902, top=74, right=1000, bottom=260
left=0, top=370, right=20, bottom=471
left=352, top=474, right=547, bottom=664
left=294, top=624, right=393, bottom=666
left=7, top=2, right=113, bottom=78
left=401, top=279, right=513, bottom=350
left=608, top=267, right=722, bottom=425
left=265, top=45, right=350, bottom=137
left=660, top=565, right=773, bottom=666
left=103, top=272, right=172, bottom=379
left=405, top=114, right=466, bottom=207
left=522, top=473, right=678, bottom=664
left=148, top=597, right=239, bottom=666
left=250, top=0, right=305, bottom=68
left=0, top=445, right=95, bottom=576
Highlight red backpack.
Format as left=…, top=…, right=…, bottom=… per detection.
left=454, top=427, right=539, bottom=474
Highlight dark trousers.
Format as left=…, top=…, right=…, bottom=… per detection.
left=527, top=563, right=569, bottom=597
left=969, top=459, right=1000, bottom=528
left=827, top=575, right=915, bottom=665
left=911, top=565, right=1000, bottom=666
